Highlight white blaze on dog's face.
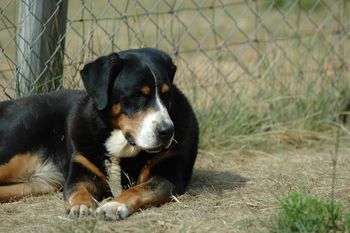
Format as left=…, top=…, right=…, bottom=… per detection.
left=136, top=70, right=174, bottom=152
left=109, top=57, right=174, bottom=154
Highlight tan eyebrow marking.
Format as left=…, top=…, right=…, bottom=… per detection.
left=161, top=84, right=169, bottom=94
left=141, top=86, right=151, bottom=95
left=111, top=103, right=121, bottom=117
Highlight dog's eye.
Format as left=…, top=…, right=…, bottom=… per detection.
left=133, top=91, right=144, bottom=98
left=162, top=91, right=170, bottom=98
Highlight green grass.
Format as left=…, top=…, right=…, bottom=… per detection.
left=196, top=75, right=349, bottom=152
left=271, top=192, right=350, bottom=233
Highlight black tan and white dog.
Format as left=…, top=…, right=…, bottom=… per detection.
left=0, top=48, right=198, bottom=220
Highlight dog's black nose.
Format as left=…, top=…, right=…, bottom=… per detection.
left=156, top=123, right=174, bottom=141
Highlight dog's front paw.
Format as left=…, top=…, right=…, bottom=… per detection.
left=95, top=201, right=130, bottom=220
left=68, top=204, right=94, bottom=218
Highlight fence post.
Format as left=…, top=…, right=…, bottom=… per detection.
left=16, top=0, right=68, bottom=98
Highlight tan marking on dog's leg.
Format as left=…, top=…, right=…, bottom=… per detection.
left=0, top=181, right=58, bottom=202
left=0, top=153, right=37, bottom=183
left=114, top=187, right=169, bottom=213
left=0, top=183, right=33, bottom=202
left=96, top=177, right=174, bottom=220
left=137, top=151, right=173, bottom=184
left=116, top=179, right=173, bottom=214
left=67, top=182, right=96, bottom=209
left=74, top=154, right=107, bottom=182
left=138, top=165, right=152, bottom=184
left=0, top=152, right=63, bottom=202
left=67, top=182, right=98, bottom=218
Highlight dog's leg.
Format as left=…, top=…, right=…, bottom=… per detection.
left=65, top=154, right=112, bottom=218
left=0, top=183, right=34, bottom=202
left=95, top=176, right=174, bottom=220
left=0, top=153, right=63, bottom=202
left=0, top=182, right=58, bottom=202
left=65, top=181, right=100, bottom=217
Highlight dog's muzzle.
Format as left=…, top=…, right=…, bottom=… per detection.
left=155, top=122, right=174, bottom=147
left=127, top=122, right=174, bottom=153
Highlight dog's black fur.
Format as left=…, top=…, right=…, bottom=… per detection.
left=0, top=48, right=198, bottom=220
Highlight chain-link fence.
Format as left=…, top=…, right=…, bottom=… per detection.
left=0, top=0, right=349, bottom=142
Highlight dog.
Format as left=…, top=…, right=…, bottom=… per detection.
left=0, top=48, right=199, bottom=220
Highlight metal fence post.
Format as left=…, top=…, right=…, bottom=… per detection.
left=16, top=0, right=68, bottom=97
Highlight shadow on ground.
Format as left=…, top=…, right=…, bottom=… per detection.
left=188, top=168, right=249, bottom=195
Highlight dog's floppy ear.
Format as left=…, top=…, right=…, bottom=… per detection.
left=167, top=62, right=177, bottom=83
left=80, top=53, right=122, bottom=110
left=161, top=53, right=177, bottom=83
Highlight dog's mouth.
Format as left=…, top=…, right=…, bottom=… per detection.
left=144, top=146, right=163, bottom=153
left=125, top=133, right=136, bottom=146
left=141, top=138, right=176, bottom=154
left=125, top=133, right=173, bottom=154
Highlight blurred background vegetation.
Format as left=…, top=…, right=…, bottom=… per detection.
left=0, top=0, right=349, bottom=151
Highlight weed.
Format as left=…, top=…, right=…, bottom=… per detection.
left=271, top=192, right=350, bottom=233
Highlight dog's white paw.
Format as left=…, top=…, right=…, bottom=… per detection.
left=68, top=204, right=94, bottom=218
left=95, top=201, right=130, bottom=220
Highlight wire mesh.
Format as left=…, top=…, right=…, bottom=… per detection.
left=0, top=0, right=349, bottom=131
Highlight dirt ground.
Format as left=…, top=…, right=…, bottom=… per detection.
left=1, top=144, right=350, bottom=233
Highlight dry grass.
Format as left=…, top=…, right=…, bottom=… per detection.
left=1, top=141, right=350, bottom=233
left=0, top=1, right=349, bottom=232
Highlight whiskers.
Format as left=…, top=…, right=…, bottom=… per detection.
left=165, top=137, right=178, bottom=152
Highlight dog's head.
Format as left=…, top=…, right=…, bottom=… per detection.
left=80, top=48, right=176, bottom=153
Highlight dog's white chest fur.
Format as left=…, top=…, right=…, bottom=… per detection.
left=104, top=130, right=138, bottom=158
left=104, top=130, right=139, bottom=196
